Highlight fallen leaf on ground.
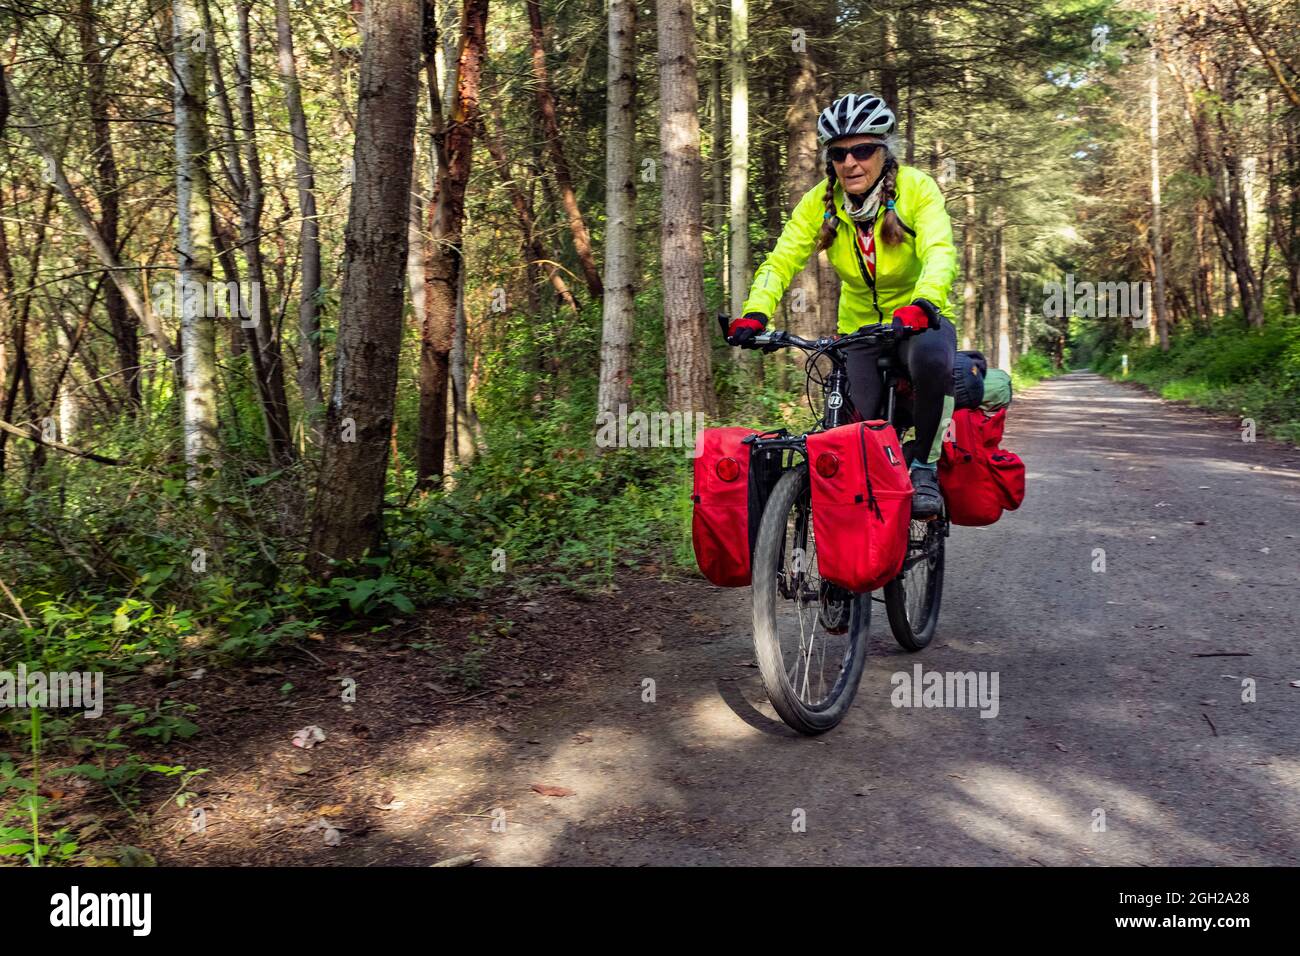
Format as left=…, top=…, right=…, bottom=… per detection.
left=572, top=733, right=592, bottom=744
left=531, top=783, right=574, bottom=797
left=1053, top=742, right=1069, bottom=753
left=317, top=805, right=344, bottom=816
left=304, top=819, right=343, bottom=846
left=292, top=725, right=326, bottom=749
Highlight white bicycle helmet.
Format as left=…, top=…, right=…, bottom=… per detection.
left=817, top=92, right=896, bottom=144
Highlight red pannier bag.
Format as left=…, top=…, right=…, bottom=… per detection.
left=939, top=407, right=1026, bottom=526
left=805, top=420, right=913, bottom=593
left=691, top=428, right=784, bottom=586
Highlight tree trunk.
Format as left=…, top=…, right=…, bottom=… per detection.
left=234, top=0, right=295, bottom=465
left=525, top=0, right=602, bottom=299
left=419, top=0, right=488, bottom=485
left=1194, top=198, right=1213, bottom=328
left=657, top=0, right=715, bottom=415
left=1148, top=34, right=1170, bottom=350
left=0, top=188, right=52, bottom=478
left=979, top=208, right=994, bottom=356
left=275, top=0, right=325, bottom=428
left=449, top=266, right=477, bottom=466
left=307, top=0, right=422, bottom=572
left=785, top=4, right=821, bottom=337
left=407, top=188, right=427, bottom=331
left=815, top=60, right=839, bottom=329
left=1169, top=53, right=1263, bottom=326
left=596, top=0, right=637, bottom=424
left=961, top=179, right=977, bottom=351
left=1007, top=274, right=1020, bottom=359
left=707, top=2, right=725, bottom=311
left=727, top=0, right=749, bottom=321
left=994, top=212, right=1011, bottom=371
left=78, top=0, right=140, bottom=408
left=879, top=13, right=898, bottom=109
left=174, top=0, right=219, bottom=480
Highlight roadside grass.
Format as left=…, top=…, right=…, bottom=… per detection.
left=1011, top=351, right=1062, bottom=392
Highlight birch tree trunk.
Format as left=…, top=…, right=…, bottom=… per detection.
left=658, top=0, right=715, bottom=415
left=173, top=0, right=219, bottom=480
left=596, top=0, right=637, bottom=423
left=308, top=0, right=422, bottom=572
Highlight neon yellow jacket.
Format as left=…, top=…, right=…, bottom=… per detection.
left=742, top=164, right=958, bottom=334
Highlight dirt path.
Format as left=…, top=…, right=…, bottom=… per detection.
left=136, top=372, right=1300, bottom=866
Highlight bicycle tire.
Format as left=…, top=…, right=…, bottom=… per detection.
left=883, top=516, right=946, bottom=651
left=751, top=467, right=872, bottom=735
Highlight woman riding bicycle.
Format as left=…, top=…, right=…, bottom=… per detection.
left=727, top=92, right=958, bottom=519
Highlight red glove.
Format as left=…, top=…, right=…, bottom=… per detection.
left=892, top=299, right=941, bottom=331
left=727, top=314, right=766, bottom=347
left=891, top=304, right=930, bottom=331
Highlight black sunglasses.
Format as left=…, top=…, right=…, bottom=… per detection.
left=828, top=142, right=884, bottom=164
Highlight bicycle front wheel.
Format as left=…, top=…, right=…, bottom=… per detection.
left=751, top=467, right=871, bottom=735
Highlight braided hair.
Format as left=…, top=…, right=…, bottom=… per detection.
left=815, top=152, right=906, bottom=252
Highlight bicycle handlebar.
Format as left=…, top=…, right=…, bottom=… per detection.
left=716, top=312, right=918, bottom=353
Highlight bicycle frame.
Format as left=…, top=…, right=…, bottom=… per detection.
left=737, top=323, right=906, bottom=465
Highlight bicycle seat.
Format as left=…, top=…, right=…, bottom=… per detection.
left=876, top=354, right=897, bottom=370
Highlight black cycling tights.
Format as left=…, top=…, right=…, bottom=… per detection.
left=842, top=317, right=956, bottom=464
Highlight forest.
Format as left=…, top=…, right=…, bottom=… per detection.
left=0, top=0, right=1297, bottom=865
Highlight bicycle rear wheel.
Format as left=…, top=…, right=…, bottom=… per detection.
left=883, top=515, right=946, bottom=651
left=751, top=467, right=871, bottom=735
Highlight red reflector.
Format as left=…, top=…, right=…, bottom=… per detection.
left=715, top=457, right=741, bottom=482
left=815, top=452, right=839, bottom=478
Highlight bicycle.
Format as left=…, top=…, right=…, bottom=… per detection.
left=719, top=316, right=948, bottom=735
